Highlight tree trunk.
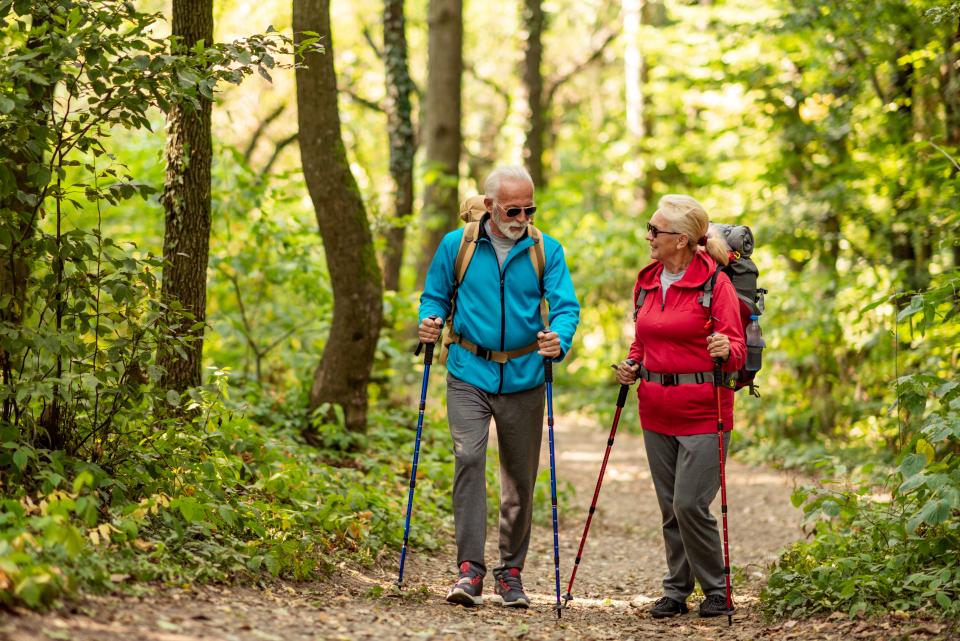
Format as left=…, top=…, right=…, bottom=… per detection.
left=0, top=6, right=54, bottom=425
left=382, top=0, right=416, bottom=292
left=522, top=0, right=545, bottom=188
left=157, top=0, right=214, bottom=392
left=942, top=19, right=960, bottom=269
left=294, top=0, right=384, bottom=434
left=416, top=0, right=462, bottom=288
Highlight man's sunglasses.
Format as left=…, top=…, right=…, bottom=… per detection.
left=500, top=204, right=537, bottom=218
left=646, top=222, right=683, bottom=238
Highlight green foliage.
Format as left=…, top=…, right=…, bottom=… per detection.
left=0, top=378, right=455, bottom=608
left=762, top=274, right=960, bottom=620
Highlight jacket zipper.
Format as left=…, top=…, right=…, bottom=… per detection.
left=498, top=269, right=505, bottom=394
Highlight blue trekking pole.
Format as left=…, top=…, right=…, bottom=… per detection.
left=544, top=356, right=563, bottom=618
left=396, top=331, right=436, bottom=588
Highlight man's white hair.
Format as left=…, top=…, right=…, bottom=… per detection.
left=483, top=165, right=534, bottom=200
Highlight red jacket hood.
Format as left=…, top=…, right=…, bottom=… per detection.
left=635, top=251, right=718, bottom=298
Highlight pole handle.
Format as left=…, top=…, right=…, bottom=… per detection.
left=544, top=359, right=553, bottom=383
left=713, top=356, right=723, bottom=388
left=414, top=316, right=441, bottom=360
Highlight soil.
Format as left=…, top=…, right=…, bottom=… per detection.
left=2, top=411, right=957, bottom=641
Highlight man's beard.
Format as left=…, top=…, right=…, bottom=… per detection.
left=493, top=213, right=529, bottom=240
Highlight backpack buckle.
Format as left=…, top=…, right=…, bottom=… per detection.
left=661, top=373, right=677, bottom=386
left=474, top=346, right=492, bottom=361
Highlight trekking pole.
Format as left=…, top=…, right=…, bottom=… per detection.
left=544, top=356, right=563, bottom=618
left=396, top=324, right=437, bottom=589
left=561, top=359, right=635, bottom=611
left=713, top=357, right=734, bottom=626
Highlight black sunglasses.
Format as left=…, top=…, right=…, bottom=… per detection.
left=647, top=222, right=683, bottom=238
left=500, top=204, right=537, bottom=218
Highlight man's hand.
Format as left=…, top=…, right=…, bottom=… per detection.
left=616, top=359, right=640, bottom=386
left=537, top=330, right=561, bottom=358
left=418, top=317, right=443, bottom=344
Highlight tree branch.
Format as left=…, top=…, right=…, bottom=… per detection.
left=262, top=132, right=299, bottom=175
left=544, top=31, right=618, bottom=109
left=464, top=62, right=512, bottom=112
left=362, top=23, right=384, bottom=59
left=339, top=85, right=384, bottom=112
left=243, top=103, right=286, bottom=162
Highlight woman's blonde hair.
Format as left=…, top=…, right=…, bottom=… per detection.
left=656, top=194, right=730, bottom=266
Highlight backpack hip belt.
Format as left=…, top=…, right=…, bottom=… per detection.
left=639, top=364, right=738, bottom=388
left=445, top=329, right=540, bottom=364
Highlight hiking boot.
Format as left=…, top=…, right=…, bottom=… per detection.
left=493, top=567, right=530, bottom=608
left=699, top=593, right=733, bottom=618
left=650, top=596, right=689, bottom=618
left=446, top=561, right=484, bottom=606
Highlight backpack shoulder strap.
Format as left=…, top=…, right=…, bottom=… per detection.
left=454, top=221, right=480, bottom=284
left=699, top=265, right=722, bottom=311
left=526, top=225, right=546, bottom=288
left=632, top=289, right=649, bottom=321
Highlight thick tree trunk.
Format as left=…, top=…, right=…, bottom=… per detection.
left=0, top=6, right=54, bottom=425
left=382, top=0, right=416, bottom=292
left=157, top=0, right=214, bottom=392
left=294, top=0, right=384, bottom=434
left=522, top=0, right=545, bottom=188
left=416, top=0, right=462, bottom=288
left=942, top=19, right=960, bottom=269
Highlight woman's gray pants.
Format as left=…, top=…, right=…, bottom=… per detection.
left=446, top=375, right=545, bottom=575
left=643, top=429, right=731, bottom=602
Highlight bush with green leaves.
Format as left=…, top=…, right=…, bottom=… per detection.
left=762, top=274, right=960, bottom=620
left=0, top=374, right=455, bottom=608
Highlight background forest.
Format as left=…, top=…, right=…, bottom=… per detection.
left=1, top=0, right=959, bottom=624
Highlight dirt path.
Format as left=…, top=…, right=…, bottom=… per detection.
left=3, top=412, right=955, bottom=640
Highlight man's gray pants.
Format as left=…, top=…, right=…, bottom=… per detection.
left=447, top=375, right=544, bottom=575
left=643, top=429, right=731, bottom=602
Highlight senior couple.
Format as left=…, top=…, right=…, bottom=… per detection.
left=416, top=165, right=745, bottom=619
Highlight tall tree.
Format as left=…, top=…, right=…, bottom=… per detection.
left=294, top=0, right=384, bottom=434
left=157, top=0, right=214, bottom=392
left=0, top=4, right=54, bottom=425
left=417, top=0, right=462, bottom=287
left=382, top=0, right=416, bottom=292
left=522, top=0, right=546, bottom=188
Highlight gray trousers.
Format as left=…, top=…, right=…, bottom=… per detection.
left=643, top=429, right=731, bottom=601
left=447, top=375, right=545, bottom=575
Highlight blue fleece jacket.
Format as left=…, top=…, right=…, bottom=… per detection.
left=419, top=217, right=580, bottom=394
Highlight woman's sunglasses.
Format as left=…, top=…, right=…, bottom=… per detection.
left=647, top=222, right=683, bottom=238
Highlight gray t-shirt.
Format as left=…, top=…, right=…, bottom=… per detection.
left=660, top=268, right=686, bottom=303
left=485, top=221, right=516, bottom=268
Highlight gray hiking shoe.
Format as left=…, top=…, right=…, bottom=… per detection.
left=699, top=593, right=734, bottom=618
left=493, top=567, right=530, bottom=608
left=650, top=596, right=689, bottom=618
left=446, top=561, right=484, bottom=606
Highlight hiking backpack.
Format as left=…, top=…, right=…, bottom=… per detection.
left=633, top=223, right=766, bottom=396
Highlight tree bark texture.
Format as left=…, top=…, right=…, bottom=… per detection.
left=417, top=0, right=462, bottom=288
left=157, top=0, right=214, bottom=392
left=0, top=6, right=54, bottom=424
left=294, top=0, right=384, bottom=434
left=383, top=0, right=416, bottom=292
left=522, top=0, right=545, bottom=188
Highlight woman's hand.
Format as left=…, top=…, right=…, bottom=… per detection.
left=616, top=359, right=639, bottom=385
left=706, top=332, right=730, bottom=360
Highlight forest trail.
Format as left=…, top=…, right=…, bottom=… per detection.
left=1, top=411, right=947, bottom=641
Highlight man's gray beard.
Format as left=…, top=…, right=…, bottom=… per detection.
left=493, top=215, right=528, bottom=240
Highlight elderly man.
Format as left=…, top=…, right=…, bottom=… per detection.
left=418, top=165, right=580, bottom=608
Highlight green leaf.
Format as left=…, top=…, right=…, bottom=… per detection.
left=166, top=389, right=181, bottom=407
left=0, top=95, right=14, bottom=113
left=899, top=453, right=927, bottom=479
left=936, top=591, right=951, bottom=609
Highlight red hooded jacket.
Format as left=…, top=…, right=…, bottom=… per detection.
left=628, top=252, right=746, bottom=436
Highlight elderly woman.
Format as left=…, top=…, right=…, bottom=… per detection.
left=616, top=194, right=746, bottom=619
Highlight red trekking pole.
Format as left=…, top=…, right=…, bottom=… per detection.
left=713, top=357, right=734, bottom=626
left=560, top=359, right=635, bottom=610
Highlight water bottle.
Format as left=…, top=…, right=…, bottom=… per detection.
left=745, top=315, right=764, bottom=372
